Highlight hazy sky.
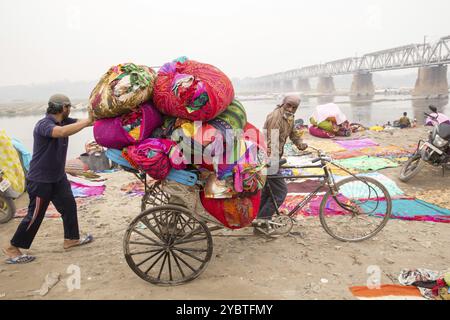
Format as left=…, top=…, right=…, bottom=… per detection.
left=1, top=0, right=449, bottom=86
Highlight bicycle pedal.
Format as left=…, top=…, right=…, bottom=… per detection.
left=269, top=221, right=284, bottom=227
left=252, top=220, right=268, bottom=227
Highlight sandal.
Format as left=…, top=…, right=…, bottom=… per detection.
left=64, top=234, right=94, bottom=250
left=5, top=254, right=36, bottom=265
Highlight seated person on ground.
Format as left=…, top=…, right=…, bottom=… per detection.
left=398, top=112, right=411, bottom=129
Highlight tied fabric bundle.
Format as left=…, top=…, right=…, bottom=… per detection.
left=213, top=121, right=267, bottom=178
left=233, top=153, right=267, bottom=194
left=122, top=109, right=143, bottom=140
left=230, top=124, right=268, bottom=194
left=93, top=102, right=162, bottom=149
left=171, top=121, right=216, bottom=161
left=209, top=99, right=247, bottom=133
left=89, top=63, right=156, bottom=119
left=153, top=57, right=234, bottom=121
left=309, top=103, right=351, bottom=138
left=203, top=141, right=267, bottom=198
left=309, top=126, right=335, bottom=138
left=123, top=138, right=186, bottom=180
left=200, top=191, right=261, bottom=229
left=215, top=141, right=267, bottom=194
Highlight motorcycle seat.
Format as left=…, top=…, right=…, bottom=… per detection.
left=438, top=123, right=450, bottom=140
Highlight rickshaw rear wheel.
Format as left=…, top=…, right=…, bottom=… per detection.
left=124, top=205, right=213, bottom=286
left=140, top=181, right=170, bottom=211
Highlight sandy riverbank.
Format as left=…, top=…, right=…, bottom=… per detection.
left=0, top=100, right=88, bottom=117
left=0, top=126, right=449, bottom=300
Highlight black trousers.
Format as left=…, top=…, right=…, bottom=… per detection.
left=10, top=177, right=79, bottom=249
left=257, top=177, right=288, bottom=220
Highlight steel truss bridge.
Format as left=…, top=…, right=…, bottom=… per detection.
left=252, top=35, right=450, bottom=84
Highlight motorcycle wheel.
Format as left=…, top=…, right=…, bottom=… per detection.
left=0, top=196, right=15, bottom=224
left=399, top=153, right=425, bottom=182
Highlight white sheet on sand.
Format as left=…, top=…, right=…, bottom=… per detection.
left=311, top=103, right=347, bottom=125
left=67, top=174, right=105, bottom=187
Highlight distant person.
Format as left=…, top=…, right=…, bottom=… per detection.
left=398, top=112, right=411, bottom=129
left=2, top=94, right=94, bottom=264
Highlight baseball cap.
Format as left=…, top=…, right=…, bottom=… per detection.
left=48, top=94, right=75, bottom=109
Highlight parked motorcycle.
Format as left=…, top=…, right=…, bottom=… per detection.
left=399, top=111, right=450, bottom=182
left=0, top=169, right=18, bottom=224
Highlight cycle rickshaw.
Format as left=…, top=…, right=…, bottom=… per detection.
left=106, top=146, right=392, bottom=286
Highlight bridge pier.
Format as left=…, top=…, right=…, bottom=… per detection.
left=272, top=80, right=281, bottom=92
left=296, top=78, right=311, bottom=92
left=351, top=73, right=375, bottom=96
left=261, top=81, right=269, bottom=92
left=413, top=65, right=449, bottom=98
left=317, top=76, right=336, bottom=95
left=317, top=96, right=335, bottom=104
left=282, top=79, right=295, bottom=92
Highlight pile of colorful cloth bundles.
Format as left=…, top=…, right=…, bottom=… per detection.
left=93, top=102, right=162, bottom=150
left=153, top=56, right=235, bottom=121
left=89, top=63, right=156, bottom=119
left=309, top=103, right=351, bottom=138
left=97, top=58, right=267, bottom=230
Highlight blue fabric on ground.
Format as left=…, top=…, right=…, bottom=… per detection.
left=358, top=198, right=450, bottom=223
left=334, top=172, right=404, bottom=197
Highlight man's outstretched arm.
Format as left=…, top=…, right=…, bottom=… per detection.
left=52, top=111, right=94, bottom=138
left=290, top=127, right=308, bottom=151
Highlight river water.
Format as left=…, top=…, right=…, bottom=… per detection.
left=0, top=95, right=449, bottom=160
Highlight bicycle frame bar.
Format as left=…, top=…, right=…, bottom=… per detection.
left=265, top=157, right=372, bottom=217
left=266, top=178, right=328, bottom=217
left=266, top=162, right=335, bottom=217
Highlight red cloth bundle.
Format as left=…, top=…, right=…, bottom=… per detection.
left=200, top=191, right=261, bottom=229
left=153, top=58, right=234, bottom=121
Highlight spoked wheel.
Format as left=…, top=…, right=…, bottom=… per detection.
left=399, top=153, right=425, bottom=182
left=270, top=215, right=294, bottom=236
left=124, top=205, right=213, bottom=286
left=319, top=176, right=391, bottom=242
left=141, top=181, right=170, bottom=211
left=0, top=196, right=15, bottom=224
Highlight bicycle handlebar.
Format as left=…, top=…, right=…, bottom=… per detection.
left=307, top=146, right=329, bottom=159
left=311, top=156, right=332, bottom=163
